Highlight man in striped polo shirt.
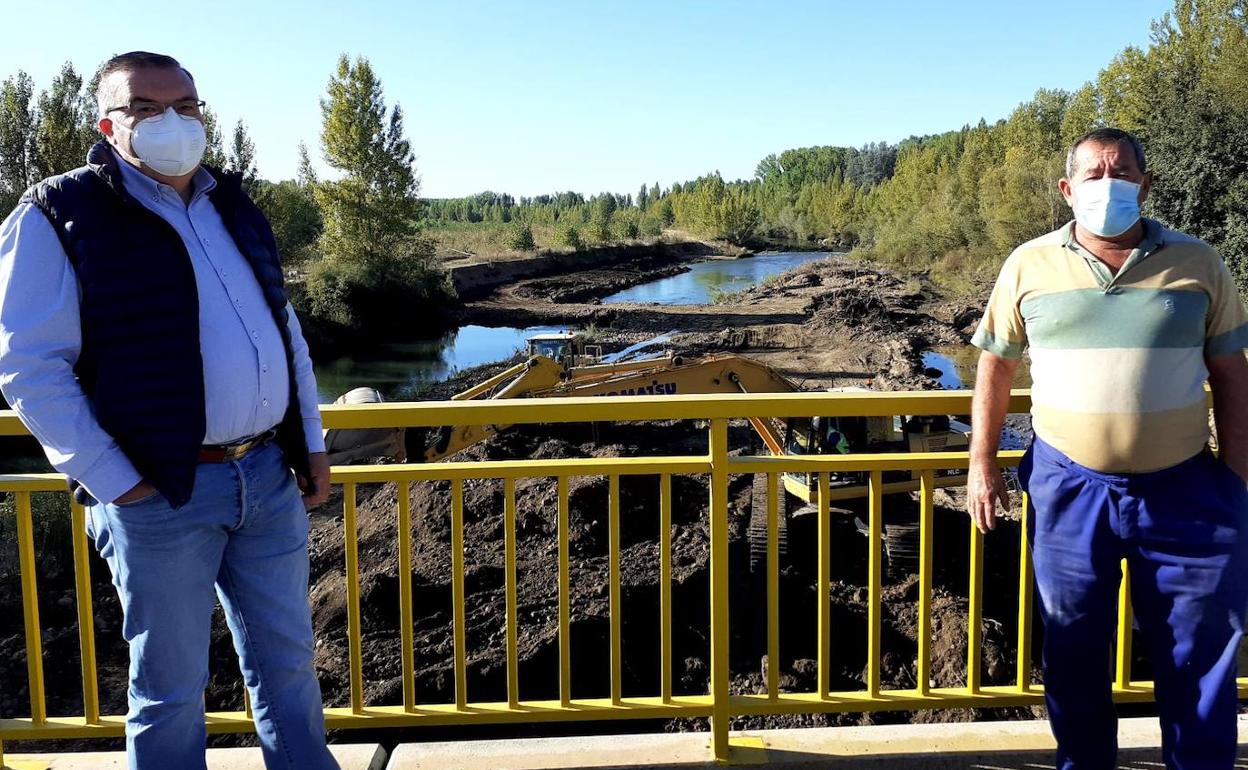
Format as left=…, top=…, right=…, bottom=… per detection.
left=968, top=127, right=1248, bottom=769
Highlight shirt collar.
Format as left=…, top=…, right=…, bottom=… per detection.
left=1062, top=217, right=1165, bottom=256
left=110, top=146, right=217, bottom=205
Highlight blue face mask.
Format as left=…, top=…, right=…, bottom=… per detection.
left=1071, top=177, right=1141, bottom=237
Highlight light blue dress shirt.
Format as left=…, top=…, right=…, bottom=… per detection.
left=0, top=149, right=325, bottom=504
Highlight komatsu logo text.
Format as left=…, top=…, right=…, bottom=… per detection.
left=597, top=380, right=678, bottom=397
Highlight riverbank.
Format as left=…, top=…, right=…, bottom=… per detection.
left=295, top=237, right=752, bottom=361
left=452, top=254, right=982, bottom=390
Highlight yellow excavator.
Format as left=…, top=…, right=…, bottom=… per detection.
left=418, top=332, right=970, bottom=571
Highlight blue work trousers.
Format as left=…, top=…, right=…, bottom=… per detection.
left=87, top=442, right=338, bottom=770
left=1020, top=437, right=1248, bottom=770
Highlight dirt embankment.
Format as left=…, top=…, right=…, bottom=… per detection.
left=458, top=256, right=983, bottom=392
left=449, top=240, right=746, bottom=301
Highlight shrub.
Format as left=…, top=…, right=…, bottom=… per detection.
left=559, top=225, right=585, bottom=251
left=587, top=216, right=612, bottom=244
left=507, top=221, right=536, bottom=251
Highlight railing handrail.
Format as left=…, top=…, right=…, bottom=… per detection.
left=0, top=389, right=1035, bottom=435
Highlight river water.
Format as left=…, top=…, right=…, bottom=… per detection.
left=314, top=324, right=563, bottom=402
left=313, top=251, right=838, bottom=402
left=602, top=251, right=837, bottom=304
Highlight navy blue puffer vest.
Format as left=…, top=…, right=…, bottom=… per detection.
left=20, top=141, right=310, bottom=508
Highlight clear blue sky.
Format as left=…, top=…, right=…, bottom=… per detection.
left=1, top=0, right=1173, bottom=198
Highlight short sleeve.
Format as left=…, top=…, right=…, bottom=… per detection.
left=1204, top=256, right=1248, bottom=358
left=971, top=254, right=1028, bottom=359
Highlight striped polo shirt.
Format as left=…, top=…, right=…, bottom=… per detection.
left=972, top=219, right=1248, bottom=473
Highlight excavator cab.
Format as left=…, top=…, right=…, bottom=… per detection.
left=782, top=415, right=874, bottom=500
left=526, top=332, right=602, bottom=367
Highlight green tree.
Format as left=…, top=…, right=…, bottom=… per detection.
left=0, top=71, right=36, bottom=212
left=201, top=107, right=226, bottom=168
left=307, top=54, right=445, bottom=328
left=636, top=183, right=649, bottom=211
left=227, top=119, right=258, bottom=193
left=296, top=141, right=317, bottom=185
left=588, top=207, right=612, bottom=243
left=253, top=179, right=322, bottom=267
left=558, top=224, right=584, bottom=250
left=657, top=198, right=674, bottom=227
left=33, top=62, right=95, bottom=179
left=508, top=220, right=536, bottom=251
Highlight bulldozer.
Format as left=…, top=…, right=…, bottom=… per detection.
left=412, top=332, right=970, bottom=571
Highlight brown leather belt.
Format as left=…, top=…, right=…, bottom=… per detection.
left=198, top=429, right=277, bottom=463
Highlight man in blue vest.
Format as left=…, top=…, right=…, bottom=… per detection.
left=0, top=52, right=338, bottom=770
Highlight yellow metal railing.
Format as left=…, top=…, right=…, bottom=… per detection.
left=0, top=389, right=1229, bottom=765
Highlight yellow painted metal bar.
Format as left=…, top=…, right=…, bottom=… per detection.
left=729, top=451, right=1025, bottom=476
left=820, top=472, right=971, bottom=503
left=660, top=474, right=673, bottom=705
left=708, top=419, right=731, bottom=763
left=917, top=471, right=933, bottom=696
left=398, top=482, right=416, bottom=712
left=1017, top=492, right=1033, bottom=693
left=505, top=477, right=519, bottom=709
left=967, top=518, right=984, bottom=695
left=867, top=471, right=883, bottom=697
left=817, top=471, right=831, bottom=701
left=15, top=492, right=46, bottom=725
left=0, top=473, right=69, bottom=491
left=69, top=502, right=99, bottom=724
left=331, top=456, right=712, bottom=484
left=243, top=687, right=252, bottom=719
left=609, top=475, right=622, bottom=705
left=767, top=472, right=779, bottom=701
left=1116, top=558, right=1133, bottom=690
left=306, top=389, right=1036, bottom=430
left=1, top=676, right=1234, bottom=741
left=558, top=476, right=572, bottom=707
left=0, top=387, right=1028, bottom=436
left=451, top=480, right=468, bottom=709
left=343, top=483, right=364, bottom=714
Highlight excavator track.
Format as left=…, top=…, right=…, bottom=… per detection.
left=748, top=473, right=788, bottom=574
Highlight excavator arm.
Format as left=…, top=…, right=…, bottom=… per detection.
left=422, top=356, right=567, bottom=462
left=422, top=353, right=804, bottom=463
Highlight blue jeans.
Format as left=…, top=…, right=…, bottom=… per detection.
left=1021, top=438, right=1248, bottom=770
left=87, top=442, right=338, bottom=770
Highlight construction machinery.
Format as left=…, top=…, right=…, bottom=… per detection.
left=417, top=332, right=970, bottom=572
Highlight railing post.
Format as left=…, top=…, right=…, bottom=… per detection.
left=708, top=419, right=730, bottom=762
left=1017, top=492, right=1034, bottom=693
left=1115, top=558, right=1132, bottom=690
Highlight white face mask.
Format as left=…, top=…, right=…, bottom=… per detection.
left=117, top=108, right=206, bottom=177
left=1070, top=177, right=1142, bottom=238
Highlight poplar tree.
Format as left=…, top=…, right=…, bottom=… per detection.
left=201, top=107, right=226, bottom=168
left=33, top=62, right=95, bottom=179
left=227, top=119, right=258, bottom=192
left=308, top=53, right=442, bottom=327
left=0, top=71, right=36, bottom=213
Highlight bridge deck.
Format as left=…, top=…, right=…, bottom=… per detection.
left=7, top=718, right=1248, bottom=769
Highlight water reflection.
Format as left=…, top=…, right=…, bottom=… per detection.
left=602, top=251, right=839, bottom=305
left=313, top=324, right=563, bottom=403
left=923, top=346, right=1032, bottom=390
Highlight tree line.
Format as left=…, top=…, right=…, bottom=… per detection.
left=0, top=0, right=1243, bottom=332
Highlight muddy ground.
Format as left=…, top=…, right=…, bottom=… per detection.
left=5, top=251, right=1139, bottom=756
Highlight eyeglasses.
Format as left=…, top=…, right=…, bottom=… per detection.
left=106, top=99, right=206, bottom=121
